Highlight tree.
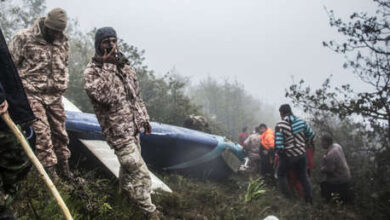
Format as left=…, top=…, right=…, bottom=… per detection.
left=0, top=0, right=202, bottom=127
left=307, top=111, right=390, bottom=218
left=286, top=0, right=390, bottom=146
left=286, top=1, right=390, bottom=217
left=0, top=0, right=46, bottom=42
left=64, top=25, right=95, bottom=112
left=136, top=69, right=201, bottom=126
left=64, top=27, right=202, bottom=126
left=190, top=77, right=277, bottom=140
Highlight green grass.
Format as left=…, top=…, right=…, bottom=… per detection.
left=9, top=168, right=363, bottom=220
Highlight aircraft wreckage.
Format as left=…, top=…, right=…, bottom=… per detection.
left=63, top=98, right=246, bottom=193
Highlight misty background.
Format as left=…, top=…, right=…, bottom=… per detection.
left=1, top=1, right=390, bottom=219
left=0, top=0, right=379, bottom=137
left=47, top=0, right=376, bottom=105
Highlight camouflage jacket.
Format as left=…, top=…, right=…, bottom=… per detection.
left=9, top=17, right=69, bottom=105
left=243, top=133, right=261, bottom=160
left=84, top=61, right=150, bottom=149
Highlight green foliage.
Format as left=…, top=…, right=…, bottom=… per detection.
left=0, top=0, right=271, bottom=136
left=189, top=77, right=278, bottom=140
left=63, top=27, right=202, bottom=126
left=0, top=0, right=201, bottom=125
left=2, top=1, right=372, bottom=219
left=12, top=169, right=147, bottom=220
left=286, top=0, right=390, bottom=139
left=137, top=70, right=201, bottom=126
left=285, top=2, right=390, bottom=218
left=11, top=170, right=364, bottom=219
left=307, top=113, right=390, bottom=219
left=245, top=177, right=266, bottom=203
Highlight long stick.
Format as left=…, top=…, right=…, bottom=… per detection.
left=1, top=112, right=73, bottom=220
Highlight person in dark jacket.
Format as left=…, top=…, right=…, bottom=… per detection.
left=320, top=134, right=352, bottom=203
left=0, top=28, right=35, bottom=220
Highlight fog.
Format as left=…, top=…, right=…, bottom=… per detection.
left=47, top=0, right=376, bottom=105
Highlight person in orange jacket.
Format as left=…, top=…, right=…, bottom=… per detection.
left=259, top=124, right=275, bottom=177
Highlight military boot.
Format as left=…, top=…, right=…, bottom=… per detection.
left=45, top=166, right=59, bottom=182
left=57, top=160, right=74, bottom=180
left=0, top=206, right=16, bottom=220
left=146, top=210, right=161, bottom=220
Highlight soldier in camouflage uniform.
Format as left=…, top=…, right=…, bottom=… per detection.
left=9, top=8, right=73, bottom=180
left=183, top=114, right=210, bottom=133
left=243, top=127, right=261, bottom=173
left=83, top=27, right=159, bottom=218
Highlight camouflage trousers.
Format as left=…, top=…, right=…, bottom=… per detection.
left=114, top=137, right=156, bottom=213
left=0, top=129, right=32, bottom=206
left=247, top=157, right=260, bottom=174
left=28, top=97, right=70, bottom=167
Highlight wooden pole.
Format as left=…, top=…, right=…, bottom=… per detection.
left=1, top=112, right=73, bottom=220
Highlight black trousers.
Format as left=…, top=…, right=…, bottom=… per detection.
left=260, top=146, right=274, bottom=176
left=277, top=154, right=312, bottom=202
left=321, top=181, right=352, bottom=203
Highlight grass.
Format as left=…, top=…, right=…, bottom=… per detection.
left=9, top=167, right=364, bottom=220
left=244, top=177, right=266, bottom=203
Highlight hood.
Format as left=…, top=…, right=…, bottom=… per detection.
left=31, top=17, right=67, bottom=46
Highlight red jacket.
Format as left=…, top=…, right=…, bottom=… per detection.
left=239, top=132, right=248, bottom=146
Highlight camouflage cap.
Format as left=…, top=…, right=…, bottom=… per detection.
left=44, top=8, right=67, bottom=31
